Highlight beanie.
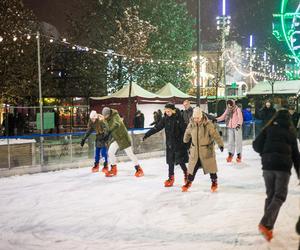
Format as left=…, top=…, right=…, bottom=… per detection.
left=89, top=110, right=98, bottom=119
left=102, top=107, right=111, bottom=117
left=164, top=102, right=176, bottom=110
left=193, top=107, right=203, bottom=119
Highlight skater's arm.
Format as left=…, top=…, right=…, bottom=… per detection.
left=183, top=123, right=192, bottom=143
left=291, top=137, right=300, bottom=179
left=144, top=117, right=165, bottom=139
left=207, top=122, right=224, bottom=147
left=216, top=109, right=227, bottom=122
left=237, top=108, right=243, bottom=126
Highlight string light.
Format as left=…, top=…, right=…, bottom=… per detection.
left=92, top=51, right=97, bottom=54
left=62, top=38, right=67, bottom=42
left=26, top=35, right=31, bottom=40
left=0, top=36, right=3, bottom=42
left=72, top=46, right=76, bottom=50
left=13, top=37, right=17, bottom=42
left=49, top=39, right=54, bottom=43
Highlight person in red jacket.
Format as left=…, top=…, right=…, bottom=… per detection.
left=217, top=100, right=243, bottom=163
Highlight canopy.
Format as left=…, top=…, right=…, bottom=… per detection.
left=247, top=80, right=300, bottom=96
left=90, top=83, right=159, bottom=100
left=156, top=83, right=193, bottom=99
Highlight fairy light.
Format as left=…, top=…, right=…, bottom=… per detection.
left=13, top=37, right=17, bottom=42
left=0, top=36, right=3, bottom=42
left=72, top=46, right=76, bottom=50
left=93, top=51, right=97, bottom=54
left=62, top=38, right=67, bottom=42
left=26, top=35, right=31, bottom=40
left=49, top=39, right=54, bottom=43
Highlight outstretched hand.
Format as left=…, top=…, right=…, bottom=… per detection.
left=80, top=139, right=85, bottom=147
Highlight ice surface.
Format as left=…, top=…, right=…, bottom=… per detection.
left=0, top=145, right=299, bottom=250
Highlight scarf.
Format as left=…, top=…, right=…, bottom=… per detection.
left=225, top=105, right=236, bottom=126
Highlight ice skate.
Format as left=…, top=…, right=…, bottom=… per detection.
left=91, top=163, right=99, bottom=173
left=134, top=165, right=144, bottom=177
left=164, top=175, right=174, bottom=187
left=183, top=171, right=188, bottom=184
left=236, top=154, right=242, bottom=163
left=105, top=165, right=117, bottom=177
left=258, top=224, right=273, bottom=242
left=226, top=153, right=233, bottom=163
left=211, top=181, right=218, bottom=192
left=102, top=162, right=109, bottom=174
left=182, top=181, right=192, bottom=192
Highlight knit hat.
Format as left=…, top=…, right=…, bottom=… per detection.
left=89, top=110, right=98, bottom=119
left=164, top=102, right=176, bottom=110
left=227, top=100, right=235, bottom=106
left=102, top=107, right=111, bottom=117
left=193, top=107, right=203, bottom=119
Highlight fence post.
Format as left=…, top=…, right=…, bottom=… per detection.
left=7, top=138, right=11, bottom=169
left=253, top=121, right=256, bottom=139
left=70, top=134, right=73, bottom=162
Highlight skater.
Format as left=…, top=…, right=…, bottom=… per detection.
left=80, top=110, right=110, bottom=173
left=143, top=103, right=188, bottom=187
left=253, top=109, right=300, bottom=241
left=217, top=99, right=243, bottom=163
left=100, top=107, right=144, bottom=177
left=133, top=110, right=145, bottom=129
left=181, top=107, right=224, bottom=192
left=258, top=100, right=276, bottom=126
left=182, top=99, right=193, bottom=125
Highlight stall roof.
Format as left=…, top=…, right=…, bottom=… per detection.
left=156, top=83, right=194, bottom=98
left=247, top=80, right=300, bottom=96
left=90, top=83, right=159, bottom=100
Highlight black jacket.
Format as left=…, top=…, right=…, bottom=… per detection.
left=145, top=108, right=188, bottom=165
left=253, top=119, right=300, bottom=177
left=133, top=114, right=144, bottom=128
left=182, top=107, right=193, bottom=125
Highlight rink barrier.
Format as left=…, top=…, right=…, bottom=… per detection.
left=0, top=121, right=262, bottom=177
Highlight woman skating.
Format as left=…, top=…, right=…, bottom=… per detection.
left=182, top=107, right=224, bottom=192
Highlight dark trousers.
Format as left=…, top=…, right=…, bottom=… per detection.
left=168, top=163, right=187, bottom=178
left=260, top=170, right=290, bottom=230
left=188, top=160, right=217, bottom=182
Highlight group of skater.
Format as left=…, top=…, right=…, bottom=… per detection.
left=81, top=99, right=300, bottom=243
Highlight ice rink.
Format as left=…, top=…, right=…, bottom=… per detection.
left=0, top=145, right=299, bottom=250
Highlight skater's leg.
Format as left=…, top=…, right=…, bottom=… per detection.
left=179, top=163, right=187, bottom=173
left=227, top=128, right=235, bottom=155
left=101, top=147, right=108, bottom=166
left=210, top=173, right=218, bottom=182
left=188, top=160, right=200, bottom=182
left=108, top=141, right=119, bottom=166
left=124, top=146, right=139, bottom=166
left=235, top=128, right=243, bottom=156
left=95, top=146, right=101, bottom=164
left=168, top=163, right=175, bottom=178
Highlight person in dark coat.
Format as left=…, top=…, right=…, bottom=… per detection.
left=288, top=106, right=299, bottom=128
left=253, top=109, right=300, bottom=242
left=150, top=110, right=162, bottom=126
left=143, top=103, right=188, bottom=187
left=258, top=101, right=276, bottom=126
left=133, top=110, right=144, bottom=128
left=182, top=100, right=194, bottom=125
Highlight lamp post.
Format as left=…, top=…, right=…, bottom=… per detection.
left=216, top=0, right=231, bottom=97
left=246, top=35, right=256, bottom=90
left=196, top=0, right=201, bottom=107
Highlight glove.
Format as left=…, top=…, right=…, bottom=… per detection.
left=236, top=124, right=241, bottom=131
left=142, top=135, right=148, bottom=141
left=80, top=138, right=86, bottom=147
left=212, top=118, right=218, bottom=124
left=219, top=146, right=224, bottom=152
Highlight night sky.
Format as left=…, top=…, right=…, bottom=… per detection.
left=22, top=0, right=277, bottom=47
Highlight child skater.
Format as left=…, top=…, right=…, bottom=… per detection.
left=182, top=107, right=224, bottom=192
left=80, top=110, right=110, bottom=173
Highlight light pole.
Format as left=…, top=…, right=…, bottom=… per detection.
left=246, top=35, right=256, bottom=90
left=216, top=0, right=231, bottom=97
left=196, top=0, right=201, bottom=107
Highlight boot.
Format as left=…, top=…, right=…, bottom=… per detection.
left=211, top=180, right=218, bottom=192
left=183, top=171, right=188, bottom=184
left=164, top=175, right=175, bottom=187
left=182, top=181, right=192, bottom=192
left=226, top=153, right=233, bottom=163
left=91, top=163, right=99, bottom=173
left=105, top=165, right=117, bottom=177
left=236, top=153, right=242, bottom=163
left=101, top=162, right=108, bottom=174
left=258, top=224, right=273, bottom=242
left=134, top=165, right=144, bottom=177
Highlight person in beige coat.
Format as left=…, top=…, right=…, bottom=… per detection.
left=182, top=107, right=224, bottom=192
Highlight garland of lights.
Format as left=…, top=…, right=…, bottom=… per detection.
left=0, top=32, right=193, bottom=66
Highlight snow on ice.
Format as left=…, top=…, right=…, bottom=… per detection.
left=0, top=145, right=299, bottom=250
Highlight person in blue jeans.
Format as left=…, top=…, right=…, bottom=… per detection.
left=242, top=105, right=253, bottom=139
left=80, top=110, right=110, bottom=173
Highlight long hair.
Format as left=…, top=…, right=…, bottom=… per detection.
left=261, top=109, right=297, bottom=136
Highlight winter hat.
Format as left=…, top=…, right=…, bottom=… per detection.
left=227, top=99, right=235, bottom=106
left=89, top=110, right=98, bottom=119
left=193, top=107, right=203, bottom=119
left=102, top=107, right=111, bottom=117
left=164, top=102, right=176, bottom=110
